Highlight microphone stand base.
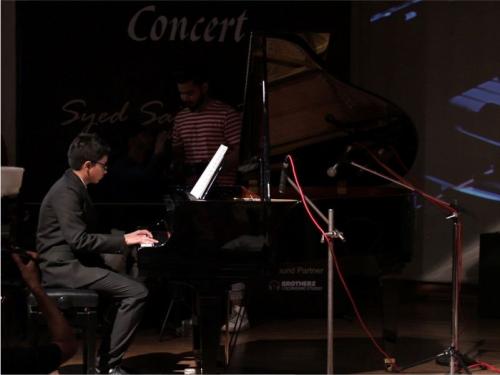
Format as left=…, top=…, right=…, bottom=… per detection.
left=399, top=346, right=475, bottom=374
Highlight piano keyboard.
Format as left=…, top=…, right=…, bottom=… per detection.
left=139, top=230, right=170, bottom=249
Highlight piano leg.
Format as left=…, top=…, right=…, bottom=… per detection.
left=381, top=276, right=400, bottom=354
left=194, top=292, right=224, bottom=373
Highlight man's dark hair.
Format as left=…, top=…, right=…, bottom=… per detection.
left=67, top=133, right=110, bottom=170
left=172, top=65, right=209, bottom=85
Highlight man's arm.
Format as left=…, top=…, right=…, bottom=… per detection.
left=11, top=252, right=78, bottom=364
left=223, top=108, right=242, bottom=175
left=52, top=187, right=156, bottom=252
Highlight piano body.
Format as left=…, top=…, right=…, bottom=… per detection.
left=131, top=32, right=418, bottom=372
left=136, top=195, right=301, bottom=372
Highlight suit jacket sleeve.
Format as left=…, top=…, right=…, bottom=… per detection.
left=53, top=185, right=126, bottom=254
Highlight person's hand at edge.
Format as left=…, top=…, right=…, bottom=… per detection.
left=11, top=252, right=78, bottom=364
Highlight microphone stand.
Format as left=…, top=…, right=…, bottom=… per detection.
left=283, top=176, right=345, bottom=374
left=348, top=161, right=470, bottom=374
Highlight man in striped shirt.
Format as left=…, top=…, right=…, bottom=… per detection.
left=171, top=68, right=250, bottom=332
left=171, top=69, right=242, bottom=186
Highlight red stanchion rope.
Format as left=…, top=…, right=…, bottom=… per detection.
left=469, top=360, right=500, bottom=373
left=285, top=154, right=399, bottom=371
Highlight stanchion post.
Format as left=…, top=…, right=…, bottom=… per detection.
left=283, top=176, right=344, bottom=374
left=327, top=209, right=335, bottom=374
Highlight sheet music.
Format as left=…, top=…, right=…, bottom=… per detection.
left=189, top=144, right=228, bottom=200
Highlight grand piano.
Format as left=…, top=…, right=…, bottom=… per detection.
left=119, top=32, right=418, bottom=373
left=11, top=31, right=417, bottom=374
left=0, top=1, right=423, bottom=372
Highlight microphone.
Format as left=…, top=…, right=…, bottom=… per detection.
left=326, top=145, right=353, bottom=178
left=278, top=159, right=289, bottom=194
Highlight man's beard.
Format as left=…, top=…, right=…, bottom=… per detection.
left=185, top=94, right=207, bottom=111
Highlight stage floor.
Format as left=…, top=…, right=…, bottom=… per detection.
left=60, top=282, right=500, bottom=374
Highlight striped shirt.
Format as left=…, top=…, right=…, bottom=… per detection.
left=172, top=99, right=242, bottom=185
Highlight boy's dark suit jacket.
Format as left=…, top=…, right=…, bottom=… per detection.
left=37, top=169, right=126, bottom=288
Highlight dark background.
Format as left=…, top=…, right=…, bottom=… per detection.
left=15, top=1, right=351, bottom=202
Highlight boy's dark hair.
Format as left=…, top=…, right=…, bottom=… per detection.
left=172, top=65, right=209, bottom=85
left=67, top=133, right=110, bottom=170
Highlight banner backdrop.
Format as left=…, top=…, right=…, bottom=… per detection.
left=16, top=2, right=252, bottom=201
left=16, top=1, right=350, bottom=202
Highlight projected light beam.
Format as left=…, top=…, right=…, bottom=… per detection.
left=426, top=175, right=500, bottom=202
left=370, top=0, right=421, bottom=23
left=456, top=125, right=500, bottom=147
left=450, top=77, right=500, bottom=112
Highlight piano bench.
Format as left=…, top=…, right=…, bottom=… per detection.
left=27, top=288, right=99, bottom=374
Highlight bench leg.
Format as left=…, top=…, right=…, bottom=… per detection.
left=82, top=311, right=97, bottom=374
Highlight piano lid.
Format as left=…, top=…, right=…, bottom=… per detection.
left=240, top=32, right=418, bottom=188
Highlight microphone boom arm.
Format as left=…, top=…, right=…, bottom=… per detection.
left=348, top=159, right=465, bottom=374
left=349, top=161, right=416, bottom=192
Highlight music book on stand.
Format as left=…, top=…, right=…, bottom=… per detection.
left=189, top=144, right=228, bottom=200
